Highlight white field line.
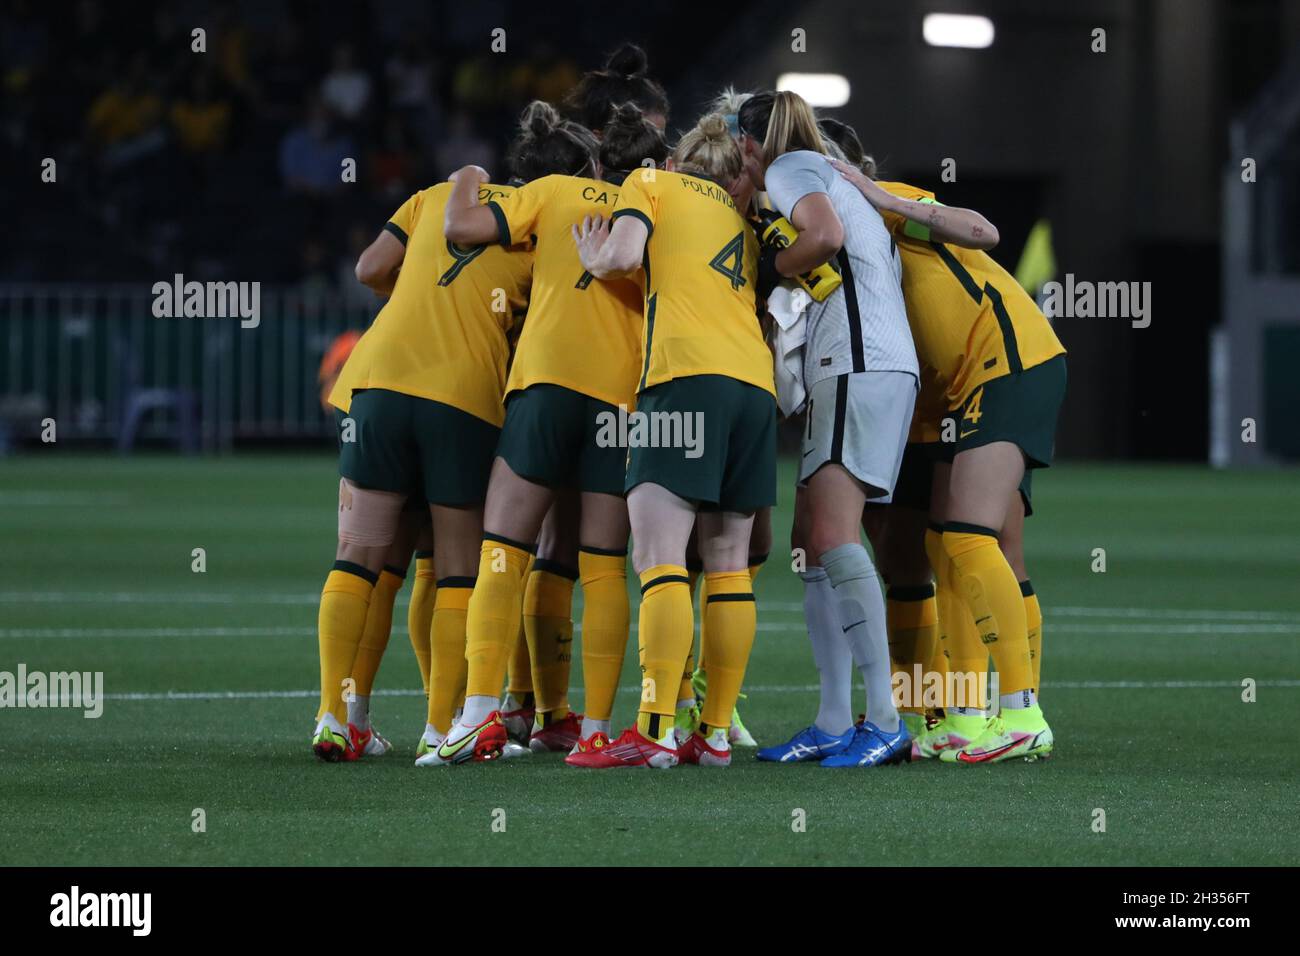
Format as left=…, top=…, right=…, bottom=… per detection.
left=3, top=620, right=1298, bottom=640
left=2, top=591, right=1299, bottom=624
left=95, top=679, right=1300, bottom=703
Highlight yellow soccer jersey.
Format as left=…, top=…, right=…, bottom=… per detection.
left=876, top=181, right=1065, bottom=409
left=487, top=175, right=643, bottom=409
left=330, top=182, right=533, bottom=427
left=907, top=364, right=949, bottom=444
left=613, top=170, right=774, bottom=397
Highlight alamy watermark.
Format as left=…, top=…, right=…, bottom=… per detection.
left=892, top=665, right=1000, bottom=713
left=50, top=886, right=150, bottom=935
left=152, top=273, right=260, bottom=328
left=0, top=664, right=103, bottom=718
left=595, top=405, right=704, bottom=459
left=1041, top=273, right=1151, bottom=328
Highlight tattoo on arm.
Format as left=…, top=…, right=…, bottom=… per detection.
left=972, top=225, right=984, bottom=238
left=925, top=204, right=946, bottom=228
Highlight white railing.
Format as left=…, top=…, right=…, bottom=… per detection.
left=0, top=284, right=378, bottom=453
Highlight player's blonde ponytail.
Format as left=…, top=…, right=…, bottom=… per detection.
left=673, top=112, right=743, bottom=184
left=736, top=90, right=825, bottom=165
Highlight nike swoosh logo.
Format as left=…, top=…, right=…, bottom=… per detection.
left=842, top=620, right=866, bottom=632
left=436, top=732, right=477, bottom=759
left=802, top=448, right=815, bottom=457
left=957, top=739, right=1022, bottom=763
left=960, top=430, right=978, bottom=438
left=975, top=616, right=991, bottom=625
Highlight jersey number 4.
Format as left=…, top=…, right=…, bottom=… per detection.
left=709, top=233, right=747, bottom=290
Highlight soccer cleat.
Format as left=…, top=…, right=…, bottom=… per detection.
left=821, top=719, right=912, bottom=768
left=312, top=714, right=355, bottom=762
left=901, top=712, right=926, bottom=741
left=678, top=728, right=732, bottom=767
left=348, top=723, right=392, bottom=757
left=564, top=727, right=678, bottom=769
left=912, top=712, right=987, bottom=759
left=500, top=741, right=531, bottom=760
left=674, top=700, right=701, bottom=744
left=427, top=711, right=509, bottom=766
left=756, top=724, right=854, bottom=763
left=500, top=694, right=536, bottom=747
left=528, top=711, right=583, bottom=754
left=692, top=668, right=757, bottom=747
left=939, top=707, right=1054, bottom=764
left=565, top=731, right=611, bottom=764
left=728, top=700, right=758, bottom=747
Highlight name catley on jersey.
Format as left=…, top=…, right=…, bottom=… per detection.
left=764, top=150, right=918, bottom=389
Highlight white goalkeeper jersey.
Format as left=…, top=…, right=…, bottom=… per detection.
left=764, top=149, right=917, bottom=390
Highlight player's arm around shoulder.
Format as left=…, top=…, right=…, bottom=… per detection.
left=832, top=163, right=999, bottom=251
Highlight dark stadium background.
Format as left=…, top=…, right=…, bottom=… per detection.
left=2, top=0, right=1298, bottom=463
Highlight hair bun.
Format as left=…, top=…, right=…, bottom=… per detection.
left=605, top=43, right=648, bottom=78
left=610, top=102, right=643, bottom=125
left=520, top=100, right=561, bottom=138
left=696, top=112, right=729, bottom=142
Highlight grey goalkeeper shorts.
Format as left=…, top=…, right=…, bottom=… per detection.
left=798, top=370, right=918, bottom=501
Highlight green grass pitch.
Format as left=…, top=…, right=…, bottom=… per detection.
left=1, top=454, right=1297, bottom=866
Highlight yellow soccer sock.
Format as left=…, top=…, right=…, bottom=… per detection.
left=578, top=548, right=630, bottom=722
left=926, top=527, right=986, bottom=710
left=943, top=524, right=1034, bottom=698
left=1023, top=581, right=1043, bottom=694
left=464, top=536, right=532, bottom=699
left=427, top=580, right=472, bottom=733
left=636, top=564, right=694, bottom=739
left=699, top=571, right=757, bottom=732
left=524, top=561, right=576, bottom=716
left=680, top=565, right=702, bottom=702
left=886, top=584, right=937, bottom=714
left=352, top=567, right=403, bottom=702
left=507, top=627, right=533, bottom=697
left=316, top=563, right=375, bottom=722
left=407, top=554, right=436, bottom=697
left=693, top=565, right=709, bottom=676
left=506, top=556, right=536, bottom=699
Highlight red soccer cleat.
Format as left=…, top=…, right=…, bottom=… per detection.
left=528, top=711, right=583, bottom=753
left=563, top=730, right=611, bottom=765
left=676, top=730, right=732, bottom=767
left=564, top=727, right=678, bottom=769
left=429, top=711, right=509, bottom=765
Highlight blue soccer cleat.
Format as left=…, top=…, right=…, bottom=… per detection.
left=756, top=725, right=854, bottom=763
left=820, top=719, right=912, bottom=768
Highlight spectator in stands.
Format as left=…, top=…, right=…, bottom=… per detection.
left=320, top=43, right=372, bottom=124
left=170, top=69, right=233, bottom=155
left=85, top=53, right=166, bottom=168
left=369, top=116, right=416, bottom=200
left=385, top=35, right=440, bottom=147
left=434, top=109, right=494, bottom=179
left=279, top=98, right=355, bottom=196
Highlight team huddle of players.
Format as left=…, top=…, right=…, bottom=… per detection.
left=309, top=42, right=1066, bottom=770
